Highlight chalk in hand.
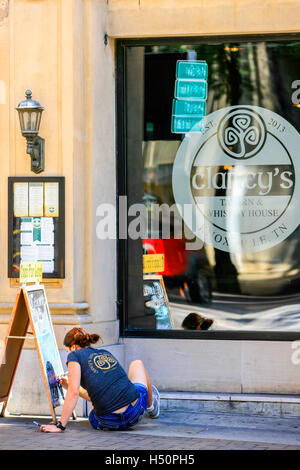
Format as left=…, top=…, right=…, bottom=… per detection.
left=56, top=372, right=68, bottom=383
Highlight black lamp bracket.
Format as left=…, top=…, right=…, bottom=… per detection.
left=26, top=135, right=45, bottom=174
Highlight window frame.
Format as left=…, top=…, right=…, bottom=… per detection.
left=116, top=33, right=300, bottom=341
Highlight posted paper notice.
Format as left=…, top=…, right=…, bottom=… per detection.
left=44, top=182, right=59, bottom=217
left=29, top=182, right=44, bottom=217
left=14, top=183, right=29, bottom=217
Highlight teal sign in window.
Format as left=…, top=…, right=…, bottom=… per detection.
left=176, top=60, right=208, bottom=80
left=175, top=79, right=207, bottom=100
left=172, top=99, right=206, bottom=116
left=171, top=116, right=204, bottom=133
left=171, top=59, right=208, bottom=134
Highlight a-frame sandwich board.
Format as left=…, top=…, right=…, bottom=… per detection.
left=0, top=284, right=67, bottom=423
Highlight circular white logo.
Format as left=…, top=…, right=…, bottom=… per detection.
left=217, top=108, right=266, bottom=159
left=172, top=105, right=299, bottom=253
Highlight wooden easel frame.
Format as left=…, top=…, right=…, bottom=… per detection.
left=0, top=285, right=74, bottom=422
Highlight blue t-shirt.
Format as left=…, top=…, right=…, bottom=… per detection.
left=66, top=347, right=140, bottom=416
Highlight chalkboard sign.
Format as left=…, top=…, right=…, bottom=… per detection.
left=24, top=285, right=65, bottom=409
left=0, top=285, right=67, bottom=421
left=143, top=275, right=174, bottom=329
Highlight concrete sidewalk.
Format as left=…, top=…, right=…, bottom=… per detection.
left=1, top=409, right=300, bottom=450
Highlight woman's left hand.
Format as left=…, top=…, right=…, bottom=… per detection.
left=40, top=424, right=62, bottom=433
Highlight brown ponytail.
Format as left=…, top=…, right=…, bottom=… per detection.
left=63, top=327, right=101, bottom=348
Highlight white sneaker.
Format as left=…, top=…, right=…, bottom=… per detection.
left=147, top=385, right=160, bottom=419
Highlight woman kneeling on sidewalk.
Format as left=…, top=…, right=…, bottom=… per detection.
left=40, top=327, right=160, bottom=433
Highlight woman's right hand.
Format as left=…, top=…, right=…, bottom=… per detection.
left=59, top=376, right=68, bottom=389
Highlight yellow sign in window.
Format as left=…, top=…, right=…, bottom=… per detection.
left=143, top=254, right=165, bottom=274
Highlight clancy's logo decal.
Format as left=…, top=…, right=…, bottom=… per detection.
left=172, top=105, right=299, bottom=254
left=217, top=108, right=266, bottom=159
left=88, top=353, right=117, bottom=373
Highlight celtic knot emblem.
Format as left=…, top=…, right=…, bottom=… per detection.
left=93, top=353, right=117, bottom=370
left=217, top=108, right=266, bottom=159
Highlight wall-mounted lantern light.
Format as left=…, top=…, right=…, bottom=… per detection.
left=16, top=90, right=44, bottom=173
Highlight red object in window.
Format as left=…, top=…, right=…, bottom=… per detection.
left=143, top=239, right=188, bottom=276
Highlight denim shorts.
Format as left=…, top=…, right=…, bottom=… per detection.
left=89, top=382, right=148, bottom=431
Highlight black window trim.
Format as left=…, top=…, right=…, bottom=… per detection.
left=116, top=32, right=300, bottom=342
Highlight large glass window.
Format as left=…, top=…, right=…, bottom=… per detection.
left=118, top=37, right=300, bottom=335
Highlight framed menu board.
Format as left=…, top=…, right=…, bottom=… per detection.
left=8, top=177, right=65, bottom=279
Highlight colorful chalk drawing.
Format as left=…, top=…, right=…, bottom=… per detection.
left=26, top=288, right=65, bottom=408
